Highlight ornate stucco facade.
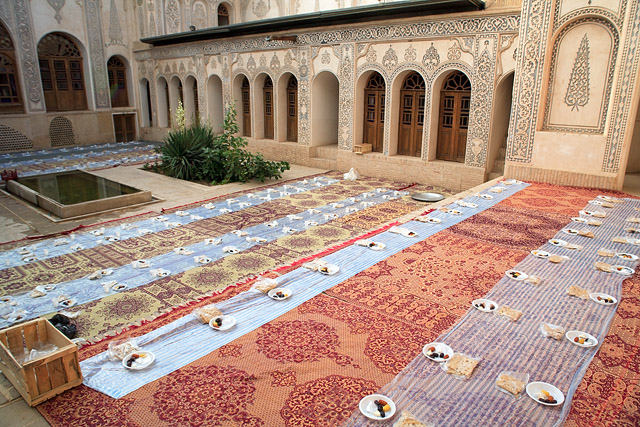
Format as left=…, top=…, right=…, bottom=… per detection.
left=0, top=0, right=638, bottom=192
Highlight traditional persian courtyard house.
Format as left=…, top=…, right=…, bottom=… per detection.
left=0, top=0, right=637, bottom=191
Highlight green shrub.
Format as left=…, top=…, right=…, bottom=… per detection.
left=157, top=104, right=290, bottom=184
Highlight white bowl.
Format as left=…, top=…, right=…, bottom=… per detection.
left=209, top=315, right=237, bottom=331
left=505, top=270, right=528, bottom=281
left=318, top=264, right=340, bottom=275
left=422, top=342, right=453, bottom=362
left=565, top=330, right=598, bottom=347
left=472, top=298, right=498, bottom=313
left=612, top=265, right=634, bottom=276
left=268, top=287, right=292, bottom=300
left=531, top=250, right=550, bottom=259
left=589, top=292, right=617, bottom=306
left=411, top=192, right=444, bottom=202
left=616, top=252, right=639, bottom=261
left=122, top=350, right=155, bottom=370
left=526, top=382, right=564, bottom=406
left=358, top=394, right=396, bottom=420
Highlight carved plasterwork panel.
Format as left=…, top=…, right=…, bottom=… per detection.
left=85, top=0, right=110, bottom=108
left=556, top=0, right=625, bottom=29
left=108, top=0, right=125, bottom=46
left=47, top=0, right=65, bottom=24
left=543, top=18, right=618, bottom=134
left=166, top=0, right=180, bottom=34
left=507, top=0, right=553, bottom=163
left=337, top=44, right=354, bottom=150
left=603, top=1, right=640, bottom=172
left=297, top=47, right=310, bottom=146
left=192, top=2, right=207, bottom=30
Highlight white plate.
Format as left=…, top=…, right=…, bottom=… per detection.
left=209, top=315, right=237, bottom=331
left=531, top=250, right=551, bottom=259
left=422, top=217, right=442, bottom=223
left=358, top=394, right=396, bottom=421
left=112, top=283, right=128, bottom=292
left=616, top=252, right=639, bottom=261
left=565, top=330, right=598, bottom=347
left=505, top=270, right=528, bottom=281
left=318, top=264, right=340, bottom=275
left=612, top=265, right=634, bottom=276
left=472, top=298, right=498, bottom=313
left=411, top=192, right=444, bottom=202
left=549, top=239, right=567, bottom=247
left=562, top=228, right=580, bottom=236
left=59, top=298, right=76, bottom=308
left=571, top=217, right=588, bottom=224
left=122, top=351, right=155, bottom=370
left=368, top=242, right=386, bottom=251
left=589, top=292, right=617, bottom=305
left=422, top=342, right=453, bottom=362
left=268, top=287, right=292, bottom=300
left=479, top=194, right=494, bottom=200
left=526, top=382, right=564, bottom=406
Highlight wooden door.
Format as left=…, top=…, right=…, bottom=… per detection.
left=397, top=72, right=425, bottom=157
left=286, top=76, right=297, bottom=142
left=263, top=77, right=273, bottom=139
left=363, top=73, right=385, bottom=153
left=241, top=77, right=251, bottom=136
left=436, top=71, right=471, bottom=163
left=107, top=56, right=128, bottom=108
left=113, top=114, right=136, bottom=142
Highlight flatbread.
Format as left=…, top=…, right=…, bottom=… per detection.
left=393, top=412, right=429, bottom=427
left=568, top=285, right=590, bottom=299
left=548, top=255, right=566, bottom=264
left=524, top=275, right=542, bottom=286
left=542, top=323, right=565, bottom=340
left=496, top=373, right=526, bottom=397
left=597, top=248, right=615, bottom=257
left=595, top=262, right=612, bottom=273
left=194, top=304, right=222, bottom=323
left=578, top=230, right=594, bottom=238
left=445, top=353, right=479, bottom=379
left=496, top=306, right=522, bottom=322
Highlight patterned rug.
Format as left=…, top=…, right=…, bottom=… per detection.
left=34, top=182, right=640, bottom=426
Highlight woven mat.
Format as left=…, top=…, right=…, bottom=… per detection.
left=35, top=182, right=639, bottom=426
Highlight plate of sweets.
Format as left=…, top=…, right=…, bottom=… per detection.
left=505, top=270, right=528, bottom=281
left=616, top=252, right=639, bottom=261
left=526, top=382, right=564, bottom=406
left=268, top=288, right=291, bottom=301
left=589, top=293, right=617, bottom=305
left=422, top=342, right=453, bottom=362
left=566, top=330, right=598, bottom=348
left=318, top=264, right=340, bottom=275
left=359, top=394, right=396, bottom=421
left=123, top=351, right=155, bottom=370
left=472, top=298, right=497, bottom=313
left=209, top=315, right=237, bottom=331
left=531, top=250, right=551, bottom=259
left=612, top=265, right=634, bottom=276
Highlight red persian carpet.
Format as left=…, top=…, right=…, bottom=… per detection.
left=36, top=182, right=640, bottom=426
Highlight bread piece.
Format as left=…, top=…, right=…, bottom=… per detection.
left=594, top=262, right=612, bottom=273
left=542, top=323, right=565, bottom=340
left=496, top=373, right=526, bottom=397
left=612, top=237, right=628, bottom=244
left=564, top=243, right=583, bottom=250
left=578, top=230, right=594, bottom=238
left=393, top=412, right=428, bottom=427
left=548, top=255, right=566, bottom=264
left=587, top=220, right=602, bottom=226
left=627, top=217, right=640, bottom=224
left=624, top=227, right=640, bottom=234
left=567, top=285, right=590, bottom=299
left=598, top=248, right=615, bottom=257
left=194, top=304, right=222, bottom=323
left=524, top=276, right=542, bottom=286
left=496, top=306, right=523, bottom=322
left=445, top=353, right=479, bottom=379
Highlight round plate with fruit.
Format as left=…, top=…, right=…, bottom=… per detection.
left=505, top=270, right=528, bottom=281
left=209, top=315, right=237, bottom=331
left=318, top=264, right=340, bottom=275
left=565, top=330, right=598, bottom=348
left=122, top=351, right=155, bottom=370
left=422, top=342, right=453, bottom=362
left=526, top=382, right=564, bottom=406
left=268, top=287, right=291, bottom=300
left=590, top=292, right=617, bottom=306
left=472, top=298, right=497, bottom=313
left=359, top=394, right=396, bottom=420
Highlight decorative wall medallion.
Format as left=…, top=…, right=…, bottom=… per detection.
left=564, top=34, right=590, bottom=111
left=247, top=55, right=256, bottom=72
left=253, top=0, right=269, bottom=19
left=382, top=46, right=398, bottom=71
left=259, top=54, right=267, bottom=68
left=270, top=53, right=280, bottom=71
left=320, top=50, right=331, bottom=64
left=178, top=62, right=186, bottom=77
left=422, top=43, right=440, bottom=71
left=138, top=5, right=146, bottom=38
left=108, top=0, right=125, bottom=46
left=404, top=45, right=416, bottom=62
left=47, top=0, right=65, bottom=24
left=284, top=50, right=293, bottom=66
left=365, top=46, right=377, bottom=63
left=448, top=40, right=462, bottom=60
left=192, top=2, right=207, bottom=30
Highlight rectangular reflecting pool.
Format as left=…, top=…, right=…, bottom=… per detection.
left=7, top=170, right=152, bottom=219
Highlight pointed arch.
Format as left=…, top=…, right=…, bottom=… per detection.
left=107, top=55, right=129, bottom=108
left=436, top=70, right=471, bottom=162
left=0, top=20, right=23, bottom=113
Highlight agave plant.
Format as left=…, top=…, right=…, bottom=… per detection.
left=159, top=123, right=214, bottom=181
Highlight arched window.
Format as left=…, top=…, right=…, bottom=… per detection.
left=286, top=76, right=297, bottom=142
left=218, top=4, right=230, bottom=26
left=263, top=76, right=273, bottom=139
left=0, top=22, right=23, bottom=113
left=437, top=71, right=471, bottom=163
left=398, top=72, right=425, bottom=157
left=107, top=56, right=128, bottom=108
left=241, top=76, right=251, bottom=136
left=38, top=33, right=87, bottom=111
left=363, top=72, right=385, bottom=153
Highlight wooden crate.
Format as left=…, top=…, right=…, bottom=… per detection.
left=0, top=318, right=82, bottom=406
left=353, top=143, right=372, bottom=155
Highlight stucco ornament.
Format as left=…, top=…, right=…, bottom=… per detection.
left=382, top=46, right=398, bottom=71
left=47, top=0, right=65, bottom=24
left=564, top=34, right=590, bottom=111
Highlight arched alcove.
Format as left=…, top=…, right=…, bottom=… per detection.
left=184, top=75, right=198, bottom=125
left=169, top=75, right=183, bottom=126
left=207, top=75, right=224, bottom=133
left=0, top=20, right=23, bottom=113
left=357, top=71, right=386, bottom=153
left=232, top=74, right=251, bottom=136
left=311, top=71, right=339, bottom=147
left=107, top=55, right=130, bottom=108
left=277, top=73, right=297, bottom=142
left=156, top=76, right=169, bottom=127
left=139, top=78, right=152, bottom=127
left=434, top=70, right=471, bottom=162
left=486, top=71, right=514, bottom=179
